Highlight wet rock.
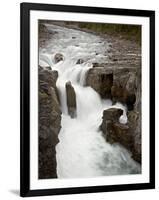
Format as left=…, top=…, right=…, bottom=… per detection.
left=102, top=108, right=123, bottom=122
left=76, top=59, right=84, bottom=64
left=54, top=53, right=64, bottom=63
left=100, top=108, right=123, bottom=136
left=111, top=85, right=136, bottom=110
left=87, top=63, right=138, bottom=110
left=127, top=111, right=141, bottom=163
left=100, top=107, right=141, bottom=163
left=112, top=70, right=137, bottom=110
left=126, top=94, right=136, bottom=111
left=92, top=73, right=113, bottom=98
left=65, top=81, right=77, bottom=118
left=106, top=122, right=133, bottom=150
left=111, top=85, right=127, bottom=103
left=39, top=67, right=58, bottom=88
left=45, top=66, right=52, bottom=70
left=39, top=65, right=61, bottom=179
left=86, top=67, right=113, bottom=99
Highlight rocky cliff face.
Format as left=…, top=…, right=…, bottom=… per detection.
left=100, top=108, right=141, bottom=163
left=39, top=66, right=61, bottom=179
left=86, top=63, right=139, bottom=111
left=86, top=65, right=113, bottom=99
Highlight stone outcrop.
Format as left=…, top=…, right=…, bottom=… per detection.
left=100, top=108, right=141, bottom=163
left=86, top=65, right=113, bottom=99
left=111, top=68, right=138, bottom=110
left=100, top=108, right=123, bottom=125
left=54, top=53, right=64, bottom=63
left=86, top=61, right=141, bottom=164
left=86, top=63, right=138, bottom=110
left=39, top=66, right=61, bottom=179
left=65, top=81, right=77, bottom=118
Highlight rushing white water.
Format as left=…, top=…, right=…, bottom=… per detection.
left=39, top=24, right=141, bottom=178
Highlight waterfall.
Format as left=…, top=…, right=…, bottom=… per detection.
left=39, top=24, right=141, bottom=178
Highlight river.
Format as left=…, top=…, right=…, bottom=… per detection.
left=39, top=23, right=141, bottom=178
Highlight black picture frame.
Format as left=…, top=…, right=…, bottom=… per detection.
left=20, top=2, right=155, bottom=197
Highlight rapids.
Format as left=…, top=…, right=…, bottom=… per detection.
left=39, top=23, right=141, bottom=178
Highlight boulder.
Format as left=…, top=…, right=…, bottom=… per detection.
left=76, top=59, right=84, bottom=64
left=54, top=53, right=64, bottom=63
left=101, top=108, right=123, bottom=122
left=100, top=108, right=123, bottom=136
left=65, top=81, right=77, bottom=118
left=38, top=65, right=61, bottom=179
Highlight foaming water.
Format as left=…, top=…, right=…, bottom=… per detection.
left=39, top=24, right=141, bottom=178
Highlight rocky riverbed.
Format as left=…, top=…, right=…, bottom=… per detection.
left=38, top=21, right=141, bottom=179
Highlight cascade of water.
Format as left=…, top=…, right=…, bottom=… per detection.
left=39, top=24, right=141, bottom=178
